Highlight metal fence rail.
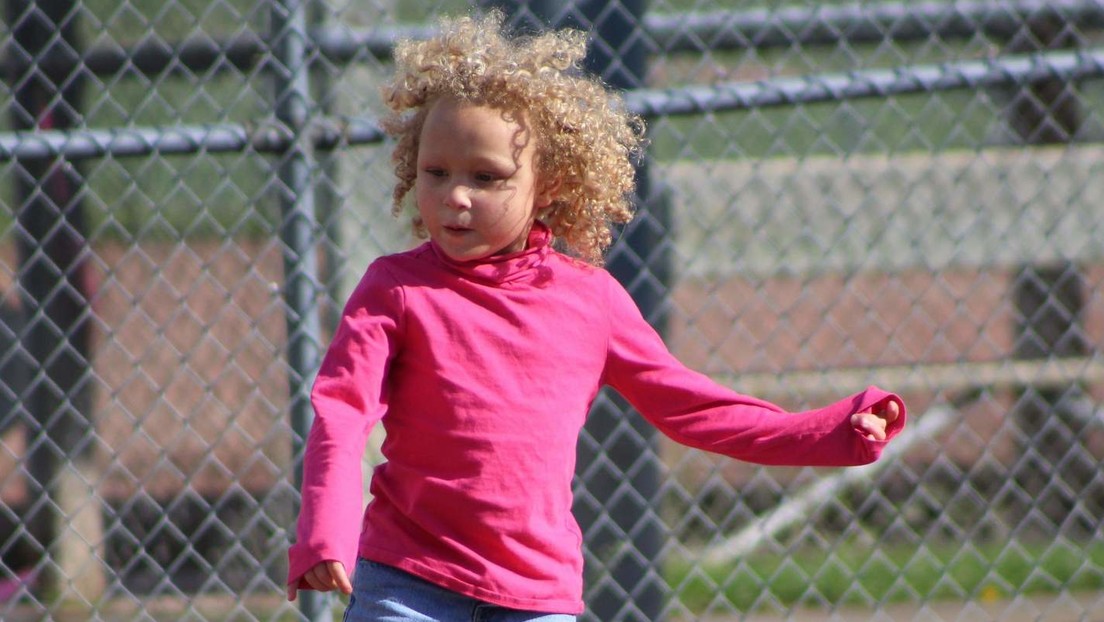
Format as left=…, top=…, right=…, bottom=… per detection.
left=1, top=1, right=1102, bottom=621
left=4, top=47, right=1104, bottom=161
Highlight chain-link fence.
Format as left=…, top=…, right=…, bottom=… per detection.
left=2, top=0, right=1103, bottom=620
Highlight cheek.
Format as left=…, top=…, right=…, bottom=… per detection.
left=413, top=183, right=435, bottom=212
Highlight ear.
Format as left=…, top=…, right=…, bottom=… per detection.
left=536, top=175, right=561, bottom=208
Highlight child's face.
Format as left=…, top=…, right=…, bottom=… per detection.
left=415, top=98, right=554, bottom=262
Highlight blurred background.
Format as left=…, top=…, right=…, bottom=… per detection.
left=1, top=0, right=1102, bottom=620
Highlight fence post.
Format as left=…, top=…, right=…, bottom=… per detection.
left=5, top=0, right=104, bottom=604
left=1003, top=13, right=1092, bottom=539
left=271, top=0, right=330, bottom=620
left=1010, top=261, right=1091, bottom=536
left=484, top=1, right=669, bottom=620
left=575, top=3, right=668, bottom=620
left=1004, top=12, right=1085, bottom=143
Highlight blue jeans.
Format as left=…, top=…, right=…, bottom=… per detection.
left=343, top=559, right=578, bottom=622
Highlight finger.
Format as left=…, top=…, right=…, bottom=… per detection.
left=862, top=424, right=887, bottom=441
left=304, top=567, right=330, bottom=592
left=870, top=417, right=888, bottom=440
left=882, top=399, right=900, bottom=423
left=287, top=583, right=298, bottom=602
left=329, top=562, right=353, bottom=595
left=852, top=413, right=887, bottom=441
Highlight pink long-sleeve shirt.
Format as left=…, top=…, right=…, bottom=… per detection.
left=288, top=224, right=906, bottom=614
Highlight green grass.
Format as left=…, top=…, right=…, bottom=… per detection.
left=666, top=538, right=1104, bottom=613
left=15, top=539, right=1102, bottom=620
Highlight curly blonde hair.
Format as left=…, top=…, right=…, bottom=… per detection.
left=379, top=11, right=645, bottom=265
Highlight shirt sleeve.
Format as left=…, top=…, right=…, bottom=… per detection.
left=287, top=261, right=404, bottom=588
left=600, top=274, right=906, bottom=467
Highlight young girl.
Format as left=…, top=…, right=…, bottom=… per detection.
left=287, top=11, right=905, bottom=621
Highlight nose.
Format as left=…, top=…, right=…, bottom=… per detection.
left=445, top=182, right=472, bottom=210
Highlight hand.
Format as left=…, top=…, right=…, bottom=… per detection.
left=287, top=560, right=352, bottom=602
left=851, top=398, right=900, bottom=441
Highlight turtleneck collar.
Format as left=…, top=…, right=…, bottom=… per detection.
left=428, top=221, right=553, bottom=286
